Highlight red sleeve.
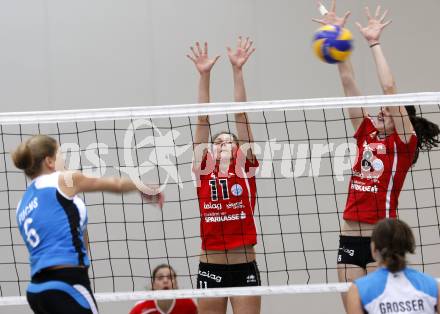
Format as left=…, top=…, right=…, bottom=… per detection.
left=129, top=300, right=156, bottom=314
left=235, top=148, right=259, bottom=174
left=354, top=117, right=377, bottom=140
left=395, top=132, right=418, bottom=163
left=129, top=301, right=144, bottom=314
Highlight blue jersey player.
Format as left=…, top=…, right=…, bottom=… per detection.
left=13, top=135, right=163, bottom=314
left=347, top=218, right=440, bottom=314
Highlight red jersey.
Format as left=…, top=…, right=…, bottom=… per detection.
left=194, top=150, right=259, bottom=250
left=129, top=299, right=197, bottom=314
left=344, top=117, right=417, bottom=224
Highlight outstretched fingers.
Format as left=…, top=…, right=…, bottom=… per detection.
left=195, top=41, right=203, bottom=56
left=364, top=6, right=372, bottom=20
left=381, top=19, right=392, bottom=29
left=380, top=9, right=389, bottom=23
left=186, top=54, right=196, bottom=63
left=342, top=10, right=351, bottom=24
left=244, top=39, right=253, bottom=53
left=375, top=5, right=381, bottom=18
left=190, top=45, right=199, bottom=59
left=312, top=18, right=326, bottom=25
left=203, top=41, right=208, bottom=55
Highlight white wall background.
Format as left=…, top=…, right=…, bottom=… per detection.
left=0, top=1, right=439, bottom=314
left=0, top=0, right=438, bottom=113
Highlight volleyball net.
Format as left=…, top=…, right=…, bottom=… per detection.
left=0, top=92, right=439, bottom=305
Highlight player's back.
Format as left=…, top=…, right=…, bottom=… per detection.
left=16, top=172, right=89, bottom=277
left=355, top=267, right=438, bottom=314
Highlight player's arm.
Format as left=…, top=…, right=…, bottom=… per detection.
left=337, top=60, right=367, bottom=130
left=58, top=171, right=163, bottom=207
left=357, top=6, right=414, bottom=142
left=346, top=284, right=365, bottom=314
left=227, top=36, right=256, bottom=162
left=83, top=228, right=91, bottom=255
left=313, top=0, right=367, bottom=131
left=187, top=42, right=220, bottom=170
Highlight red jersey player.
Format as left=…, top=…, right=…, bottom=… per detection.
left=129, top=264, right=197, bottom=314
left=314, top=1, right=439, bottom=311
left=187, top=38, right=260, bottom=314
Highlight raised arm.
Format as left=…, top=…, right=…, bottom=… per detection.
left=313, top=0, right=367, bottom=131
left=187, top=42, right=220, bottom=169
left=227, top=36, right=256, bottom=161
left=59, top=172, right=163, bottom=207
left=357, top=6, right=414, bottom=142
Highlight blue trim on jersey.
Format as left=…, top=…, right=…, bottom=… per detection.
left=355, top=267, right=389, bottom=306
left=27, top=281, right=91, bottom=309
left=404, top=268, right=438, bottom=299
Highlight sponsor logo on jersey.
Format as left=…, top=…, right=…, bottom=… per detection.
left=339, top=246, right=355, bottom=257
left=246, top=274, right=257, bottom=283
left=204, top=203, right=222, bottom=210
left=350, top=182, right=378, bottom=193
left=231, top=184, right=243, bottom=196
left=205, top=211, right=246, bottom=223
left=226, top=201, right=245, bottom=209
left=198, top=270, right=222, bottom=283
left=372, top=159, right=384, bottom=171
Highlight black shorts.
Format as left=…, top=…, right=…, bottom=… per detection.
left=197, top=261, right=261, bottom=289
left=337, top=236, right=375, bottom=269
left=26, top=267, right=98, bottom=314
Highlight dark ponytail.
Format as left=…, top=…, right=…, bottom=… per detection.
left=405, top=105, right=440, bottom=164
left=12, top=135, right=58, bottom=177
left=371, top=219, right=415, bottom=273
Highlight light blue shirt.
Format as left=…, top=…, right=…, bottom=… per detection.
left=355, top=267, right=438, bottom=314
left=16, top=172, right=89, bottom=277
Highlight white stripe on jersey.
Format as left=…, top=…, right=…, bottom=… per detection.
left=73, top=197, right=87, bottom=231
left=33, top=171, right=88, bottom=231
left=73, top=284, right=98, bottom=314
left=240, top=165, right=252, bottom=207
left=153, top=299, right=176, bottom=314
left=385, top=142, right=398, bottom=217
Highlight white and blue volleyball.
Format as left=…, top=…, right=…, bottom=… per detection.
left=313, top=24, right=353, bottom=64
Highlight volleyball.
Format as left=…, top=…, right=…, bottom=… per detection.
left=313, top=24, right=353, bottom=64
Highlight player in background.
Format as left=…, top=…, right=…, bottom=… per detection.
left=129, top=264, right=197, bottom=314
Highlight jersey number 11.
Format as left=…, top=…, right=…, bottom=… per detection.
left=209, top=179, right=229, bottom=201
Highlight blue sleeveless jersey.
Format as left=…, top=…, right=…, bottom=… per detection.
left=16, top=172, right=89, bottom=277
left=355, top=267, right=438, bottom=314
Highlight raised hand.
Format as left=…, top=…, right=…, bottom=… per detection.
left=356, top=6, right=392, bottom=45
left=227, top=36, right=256, bottom=70
left=187, top=42, right=220, bottom=74
left=312, top=0, right=351, bottom=27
